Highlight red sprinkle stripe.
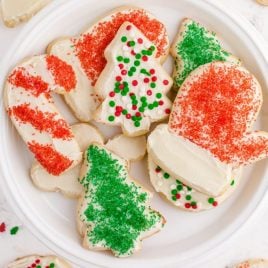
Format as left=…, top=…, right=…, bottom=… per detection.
left=28, top=142, right=73, bottom=175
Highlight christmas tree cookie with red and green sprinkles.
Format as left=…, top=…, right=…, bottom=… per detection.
left=94, top=22, right=172, bottom=136
left=171, top=18, right=240, bottom=90
left=7, top=255, right=72, bottom=268
left=148, top=156, right=241, bottom=212
left=77, top=143, right=165, bottom=257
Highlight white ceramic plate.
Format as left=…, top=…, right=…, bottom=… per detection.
left=0, top=0, right=268, bottom=267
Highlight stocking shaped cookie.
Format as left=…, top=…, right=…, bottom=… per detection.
left=171, top=19, right=240, bottom=90
left=5, top=55, right=82, bottom=175
left=78, top=144, right=164, bottom=257
left=148, top=62, right=268, bottom=197
left=48, top=6, right=169, bottom=121
left=94, top=22, right=172, bottom=136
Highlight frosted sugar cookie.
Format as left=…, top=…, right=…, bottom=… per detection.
left=4, top=55, right=82, bottom=176
left=77, top=144, right=164, bottom=257
left=233, top=259, right=268, bottom=268
left=48, top=6, right=170, bottom=121
left=148, top=156, right=241, bottom=211
left=1, top=0, right=50, bottom=27
left=171, top=18, right=240, bottom=90
left=7, top=255, right=71, bottom=268
left=94, top=22, right=172, bottom=136
left=31, top=124, right=146, bottom=198
left=148, top=62, right=268, bottom=197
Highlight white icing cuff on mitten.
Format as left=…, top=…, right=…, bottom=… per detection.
left=147, top=124, right=233, bottom=197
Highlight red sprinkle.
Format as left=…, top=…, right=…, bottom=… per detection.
left=126, top=25, right=132, bottom=30
left=109, top=91, right=115, bottom=97
left=132, top=105, right=137, bottom=110
left=74, top=9, right=168, bottom=85
left=144, top=78, right=150, bottom=83
left=138, top=38, right=143, bottom=44
left=121, top=70, right=127, bottom=76
left=116, top=76, right=122, bottom=82
left=46, top=55, right=76, bottom=92
left=213, top=201, right=218, bottom=207
left=159, top=100, right=164, bottom=106
left=118, top=64, right=124, bottom=69
left=152, top=76, right=157, bottom=82
left=175, top=193, right=181, bottom=199
left=35, top=260, right=40, bottom=264
left=163, top=79, right=169, bottom=85
left=132, top=80, right=138, bottom=86
left=126, top=114, right=131, bottom=119
left=116, top=106, right=123, bottom=112
left=131, top=50, right=136, bottom=56
left=0, top=222, right=6, bottom=233
left=119, top=84, right=124, bottom=89
left=8, top=68, right=49, bottom=97
left=9, top=104, right=73, bottom=140
left=28, top=142, right=73, bottom=175
left=165, top=108, right=171, bottom=114
left=147, top=90, right=152, bottom=96
left=142, top=55, right=148, bottom=62
left=185, top=203, right=191, bottom=209
left=135, top=112, right=141, bottom=117
left=115, top=111, right=121, bottom=117
left=150, top=69, right=155, bottom=75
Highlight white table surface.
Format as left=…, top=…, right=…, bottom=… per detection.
left=0, top=1, right=268, bottom=267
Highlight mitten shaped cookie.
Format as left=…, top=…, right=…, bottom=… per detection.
left=48, top=6, right=170, bottom=122
left=95, top=22, right=172, bottom=136
left=5, top=55, right=82, bottom=176
left=7, top=255, right=71, bottom=268
left=171, top=19, right=240, bottom=90
left=148, top=62, right=268, bottom=197
left=78, top=144, right=164, bottom=257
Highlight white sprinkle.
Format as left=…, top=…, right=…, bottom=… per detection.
left=157, top=181, right=163, bottom=187
left=170, top=184, right=176, bottom=190
left=123, top=45, right=129, bottom=51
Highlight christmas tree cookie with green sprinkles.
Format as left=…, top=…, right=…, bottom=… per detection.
left=77, top=144, right=165, bottom=257
left=148, top=156, right=242, bottom=212
left=94, top=22, right=172, bottom=136
left=7, top=255, right=71, bottom=268
left=171, top=18, right=240, bottom=90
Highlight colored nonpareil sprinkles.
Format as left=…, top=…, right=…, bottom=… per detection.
left=74, top=9, right=168, bottom=85
left=10, top=226, right=19, bottom=235
left=27, top=259, right=55, bottom=268
left=101, top=23, right=171, bottom=131
left=0, top=222, right=6, bottom=233
left=173, top=19, right=234, bottom=88
left=79, top=145, right=162, bottom=256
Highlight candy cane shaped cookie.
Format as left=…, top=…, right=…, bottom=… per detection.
left=148, top=62, right=268, bottom=197
left=5, top=55, right=82, bottom=176
left=47, top=6, right=170, bottom=122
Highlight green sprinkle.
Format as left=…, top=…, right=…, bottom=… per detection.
left=49, top=263, right=55, bottom=268
left=148, top=104, right=154, bottom=110
left=172, top=196, right=177, bottom=201
left=80, top=145, right=162, bottom=256
left=177, top=184, right=183, bottom=191
left=121, top=36, right=127, bottom=42
left=187, top=186, right=192, bottom=191
left=108, top=115, right=115, bottom=122
left=132, top=100, right=138, bottom=105
left=134, top=121, right=141, bottom=127
left=149, top=46, right=155, bottom=51
left=191, top=201, right=197, bottom=206
left=128, top=71, right=133, bottom=77
left=124, top=58, right=130, bottom=64
left=140, top=69, right=151, bottom=76
left=139, top=107, right=145, bottom=113
left=186, top=195, right=192, bottom=201
left=10, top=226, right=19, bottom=235
left=117, top=56, right=123, bottom=62
left=114, top=88, right=120, bottom=93
left=230, top=180, right=235, bottom=186
left=141, top=50, right=147, bottom=55
left=109, top=101, right=115, bottom=107
left=135, top=53, right=141, bottom=59
left=156, top=93, right=162, bottom=99
left=163, top=173, right=170, bottom=179
left=130, top=95, right=136, bottom=100
left=150, top=82, right=156, bottom=88
left=140, top=96, right=147, bottom=102
left=121, top=90, right=128, bottom=96
left=134, top=60, right=140, bottom=66
left=142, top=102, right=147, bottom=108
left=171, top=189, right=177, bottom=195
left=129, top=41, right=135, bottom=47
left=130, top=66, right=136, bottom=72
left=122, top=109, right=128, bottom=115
left=147, top=50, right=153, bottom=56
left=176, top=180, right=182, bottom=184
left=153, top=101, right=158, bottom=107
left=131, top=116, right=137, bottom=121
left=37, top=266, right=41, bottom=268
left=208, top=197, right=214, bottom=204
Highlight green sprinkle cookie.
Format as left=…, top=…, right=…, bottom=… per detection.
left=78, top=144, right=165, bottom=257
left=171, top=19, right=241, bottom=89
